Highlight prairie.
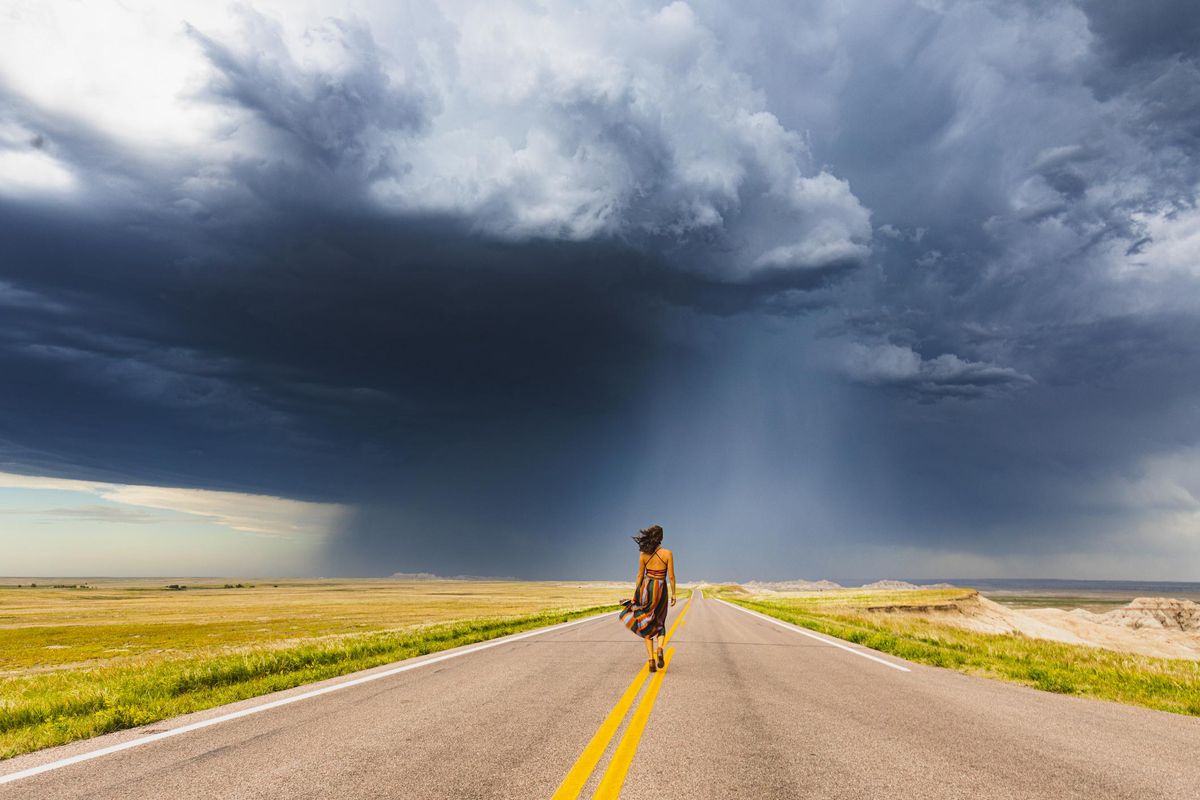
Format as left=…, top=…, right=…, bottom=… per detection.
left=716, top=587, right=1200, bottom=717
left=0, top=579, right=625, bottom=759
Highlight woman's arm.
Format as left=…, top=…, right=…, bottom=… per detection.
left=668, top=551, right=677, bottom=605
left=634, top=552, right=646, bottom=587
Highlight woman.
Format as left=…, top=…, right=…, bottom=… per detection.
left=618, top=524, right=676, bottom=673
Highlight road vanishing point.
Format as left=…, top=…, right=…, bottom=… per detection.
left=2, top=590, right=1197, bottom=799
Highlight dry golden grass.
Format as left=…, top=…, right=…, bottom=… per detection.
left=0, top=579, right=624, bottom=673
left=0, top=579, right=626, bottom=758
left=741, top=587, right=976, bottom=609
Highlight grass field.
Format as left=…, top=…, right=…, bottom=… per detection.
left=985, top=594, right=1133, bottom=612
left=716, top=588, right=1200, bottom=718
left=0, top=579, right=628, bottom=759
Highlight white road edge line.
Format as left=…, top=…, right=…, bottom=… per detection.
left=716, top=599, right=911, bottom=673
left=0, top=611, right=617, bottom=786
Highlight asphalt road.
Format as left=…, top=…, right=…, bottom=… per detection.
left=2, top=590, right=1197, bottom=799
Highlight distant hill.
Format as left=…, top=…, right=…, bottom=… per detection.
left=387, top=572, right=517, bottom=581
left=743, top=579, right=962, bottom=592
left=745, top=579, right=844, bottom=591
left=860, top=580, right=921, bottom=590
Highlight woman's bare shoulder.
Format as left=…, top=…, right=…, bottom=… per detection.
left=660, top=547, right=674, bottom=557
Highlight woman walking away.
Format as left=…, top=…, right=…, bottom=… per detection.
left=619, top=524, right=676, bottom=673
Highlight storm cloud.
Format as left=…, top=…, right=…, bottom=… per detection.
left=1, top=0, right=1199, bottom=580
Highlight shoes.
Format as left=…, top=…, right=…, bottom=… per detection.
left=648, top=657, right=657, bottom=674
left=656, top=648, right=665, bottom=669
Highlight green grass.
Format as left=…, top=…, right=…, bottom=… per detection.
left=0, top=603, right=616, bottom=759
left=719, top=592, right=1200, bottom=717
left=0, top=578, right=637, bottom=759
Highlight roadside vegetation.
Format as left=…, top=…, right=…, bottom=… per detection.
left=0, top=580, right=623, bottom=759
left=716, top=588, right=1200, bottom=718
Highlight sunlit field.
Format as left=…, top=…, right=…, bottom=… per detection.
left=0, top=579, right=625, bottom=759
left=717, top=588, right=1200, bottom=718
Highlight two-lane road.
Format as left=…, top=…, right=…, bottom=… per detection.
left=3, top=590, right=1197, bottom=798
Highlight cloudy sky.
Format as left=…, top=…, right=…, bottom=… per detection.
left=2, top=0, right=1199, bottom=580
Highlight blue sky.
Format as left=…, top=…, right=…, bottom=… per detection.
left=1, top=0, right=1199, bottom=580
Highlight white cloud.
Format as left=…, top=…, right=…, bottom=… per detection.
left=835, top=342, right=1034, bottom=398
left=753, top=230, right=870, bottom=272
left=0, top=117, right=76, bottom=197
left=0, top=0, right=872, bottom=283
left=395, top=0, right=873, bottom=277
left=0, top=149, right=75, bottom=196
left=0, top=472, right=347, bottom=538
left=0, top=0, right=227, bottom=150
left=1125, top=202, right=1200, bottom=278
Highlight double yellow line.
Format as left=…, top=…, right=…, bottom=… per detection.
left=551, top=593, right=694, bottom=800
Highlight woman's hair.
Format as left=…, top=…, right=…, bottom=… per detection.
left=632, top=524, right=663, bottom=554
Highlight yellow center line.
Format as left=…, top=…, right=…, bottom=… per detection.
left=550, top=663, right=651, bottom=800
left=592, top=647, right=676, bottom=799
left=549, top=593, right=693, bottom=800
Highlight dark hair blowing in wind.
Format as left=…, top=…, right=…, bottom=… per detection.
left=633, top=524, right=664, bottom=554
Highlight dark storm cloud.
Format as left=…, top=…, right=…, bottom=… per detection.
left=1081, top=0, right=1200, bottom=67
left=769, top=0, right=1200, bottom=370
left=3, top=0, right=1200, bottom=579
left=691, top=0, right=1200, bottom=575
left=185, top=10, right=434, bottom=172
left=0, top=197, right=660, bottom=494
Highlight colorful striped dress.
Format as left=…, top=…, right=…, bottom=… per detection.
left=619, top=551, right=669, bottom=639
